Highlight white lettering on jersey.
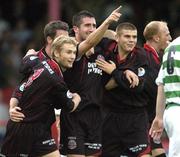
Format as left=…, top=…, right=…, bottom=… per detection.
left=29, top=56, right=38, bottom=60
left=42, top=61, right=54, bottom=74
left=87, top=62, right=102, bottom=75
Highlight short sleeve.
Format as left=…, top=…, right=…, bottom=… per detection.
left=156, top=65, right=164, bottom=85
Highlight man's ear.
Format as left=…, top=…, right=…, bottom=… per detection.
left=53, top=50, right=59, bottom=58
left=153, top=35, right=160, bottom=42
left=115, top=34, right=119, bottom=42
left=73, top=26, right=79, bottom=34
left=47, top=36, right=53, bottom=44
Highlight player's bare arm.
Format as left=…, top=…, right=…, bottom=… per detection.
left=149, top=84, right=165, bottom=140
left=96, top=59, right=139, bottom=88
left=9, top=97, right=25, bottom=122
left=78, top=6, right=122, bottom=57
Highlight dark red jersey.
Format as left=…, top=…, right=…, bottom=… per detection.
left=64, top=38, right=116, bottom=111
left=13, top=48, right=53, bottom=109
left=13, top=56, right=74, bottom=124
left=19, top=47, right=49, bottom=76
left=103, top=46, right=149, bottom=112
left=143, top=44, right=161, bottom=122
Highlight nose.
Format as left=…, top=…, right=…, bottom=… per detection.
left=72, top=54, right=76, bottom=60
left=130, top=36, right=136, bottom=42
left=89, top=25, right=96, bottom=32
left=70, top=52, right=76, bottom=60
left=169, top=35, right=172, bottom=41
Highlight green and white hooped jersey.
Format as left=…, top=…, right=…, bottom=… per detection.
left=156, top=37, right=180, bottom=107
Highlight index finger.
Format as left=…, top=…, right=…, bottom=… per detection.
left=135, top=77, right=139, bottom=86
left=97, top=58, right=108, bottom=64
left=109, top=60, right=115, bottom=65
left=114, top=5, right=122, bottom=13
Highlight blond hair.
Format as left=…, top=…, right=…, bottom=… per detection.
left=51, top=35, right=77, bottom=58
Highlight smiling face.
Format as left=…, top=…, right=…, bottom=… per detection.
left=73, top=17, right=96, bottom=42
left=55, top=43, right=76, bottom=71
left=143, top=21, right=172, bottom=52
left=116, top=29, right=137, bottom=53
left=51, top=36, right=77, bottom=71
left=116, top=23, right=137, bottom=55
left=157, top=23, right=172, bottom=51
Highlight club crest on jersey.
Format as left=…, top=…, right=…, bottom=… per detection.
left=138, top=67, right=145, bottom=76
left=97, top=54, right=105, bottom=60
left=66, top=90, right=73, bottom=98
left=68, top=139, right=77, bottom=150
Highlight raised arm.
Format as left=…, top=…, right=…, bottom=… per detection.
left=78, top=6, right=122, bottom=57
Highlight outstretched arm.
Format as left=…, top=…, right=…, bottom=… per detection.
left=78, top=6, right=122, bottom=57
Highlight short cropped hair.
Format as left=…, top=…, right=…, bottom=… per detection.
left=143, top=21, right=167, bottom=41
left=72, top=10, right=95, bottom=27
left=116, top=22, right=137, bottom=35
left=44, top=20, right=69, bottom=40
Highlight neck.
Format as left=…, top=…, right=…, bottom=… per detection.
left=146, top=41, right=159, bottom=53
left=75, top=34, right=83, bottom=43
left=45, top=45, right=52, bottom=58
left=118, top=47, right=129, bottom=60
left=60, top=66, right=66, bottom=72
left=54, top=58, right=66, bottom=72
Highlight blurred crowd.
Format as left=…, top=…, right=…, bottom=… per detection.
left=0, top=0, right=180, bottom=89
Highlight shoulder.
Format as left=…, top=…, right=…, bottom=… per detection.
left=49, top=72, right=65, bottom=88
left=97, top=38, right=117, bottom=56
left=133, top=46, right=147, bottom=58
left=98, top=38, right=116, bottom=48
left=131, top=46, right=149, bottom=66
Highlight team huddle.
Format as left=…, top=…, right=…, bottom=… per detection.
left=1, top=4, right=180, bottom=157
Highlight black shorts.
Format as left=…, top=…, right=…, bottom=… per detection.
left=149, top=136, right=164, bottom=151
left=60, top=106, right=102, bottom=156
left=1, top=121, right=57, bottom=156
left=102, top=109, right=151, bottom=157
